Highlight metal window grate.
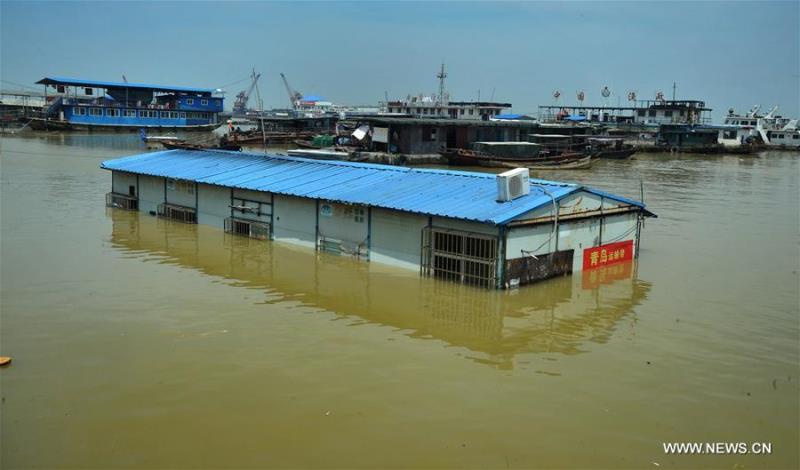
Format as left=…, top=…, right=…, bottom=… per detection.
left=224, top=217, right=270, bottom=240
left=105, top=192, right=138, bottom=211
left=422, top=227, right=498, bottom=288
left=157, top=203, right=197, bottom=224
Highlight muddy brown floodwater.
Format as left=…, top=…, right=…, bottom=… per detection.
left=1, top=133, right=798, bottom=468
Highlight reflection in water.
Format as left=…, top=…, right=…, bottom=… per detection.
left=109, top=210, right=652, bottom=369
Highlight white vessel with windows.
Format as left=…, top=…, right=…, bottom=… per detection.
left=722, top=106, right=800, bottom=149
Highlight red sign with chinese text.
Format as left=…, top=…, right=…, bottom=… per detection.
left=582, top=240, right=634, bottom=270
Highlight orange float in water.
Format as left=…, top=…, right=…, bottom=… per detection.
left=0, top=357, right=11, bottom=366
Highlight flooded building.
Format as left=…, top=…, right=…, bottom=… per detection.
left=102, top=150, right=654, bottom=289
left=343, top=116, right=542, bottom=154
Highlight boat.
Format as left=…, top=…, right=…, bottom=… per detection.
left=293, top=134, right=336, bottom=149
left=286, top=148, right=352, bottom=160
left=439, top=148, right=591, bottom=169
left=293, top=139, right=320, bottom=149
left=30, top=77, right=224, bottom=131
left=526, top=155, right=592, bottom=170
left=723, top=106, right=799, bottom=150
left=588, top=137, right=636, bottom=159
left=161, top=140, right=241, bottom=152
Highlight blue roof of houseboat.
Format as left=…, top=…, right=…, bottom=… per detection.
left=36, top=77, right=215, bottom=95
left=101, top=150, right=649, bottom=225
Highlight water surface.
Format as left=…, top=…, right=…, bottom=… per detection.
left=1, top=134, right=798, bottom=468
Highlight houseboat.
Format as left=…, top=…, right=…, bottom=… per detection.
left=28, top=77, right=224, bottom=131
left=656, top=124, right=724, bottom=153
left=539, top=98, right=712, bottom=127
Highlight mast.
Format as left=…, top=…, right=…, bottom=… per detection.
left=436, top=62, right=447, bottom=116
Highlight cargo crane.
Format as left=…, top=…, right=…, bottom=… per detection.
left=233, top=69, right=262, bottom=116
left=280, top=73, right=302, bottom=110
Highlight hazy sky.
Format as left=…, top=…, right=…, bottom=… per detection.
left=2, top=1, right=798, bottom=121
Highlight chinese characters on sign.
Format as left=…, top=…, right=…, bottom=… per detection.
left=583, top=240, right=634, bottom=270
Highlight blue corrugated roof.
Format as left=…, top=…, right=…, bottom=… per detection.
left=36, top=77, right=215, bottom=95
left=101, top=150, right=648, bottom=225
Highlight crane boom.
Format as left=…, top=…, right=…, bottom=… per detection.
left=233, top=69, right=261, bottom=115
left=280, top=73, right=302, bottom=110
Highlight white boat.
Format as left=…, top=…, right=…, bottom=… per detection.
left=286, top=148, right=351, bottom=160
left=722, top=105, right=800, bottom=149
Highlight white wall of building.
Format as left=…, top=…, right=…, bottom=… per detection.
left=556, top=218, right=601, bottom=272
left=230, top=188, right=272, bottom=226
left=272, top=195, right=317, bottom=249
left=197, top=184, right=230, bottom=227
left=370, top=209, right=428, bottom=270
left=138, top=174, right=164, bottom=214
left=506, top=224, right=554, bottom=259
left=505, top=196, right=640, bottom=273
left=165, top=179, right=196, bottom=208
left=317, top=202, right=370, bottom=255
left=112, top=171, right=137, bottom=196
left=599, top=212, right=639, bottom=251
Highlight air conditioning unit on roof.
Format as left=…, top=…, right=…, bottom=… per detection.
left=496, top=168, right=530, bottom=202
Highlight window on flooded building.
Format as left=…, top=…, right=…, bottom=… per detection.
left=665, top=110, right=673, bottom=117
left=793, top=134, right=799, bottom=139
left=187, top=98, right=194, bottom=105
left=637, top=110, right=645, bottom=116
left=107, top=109, right=120, bottom=117
left=167, top=179, right=194, bottom=194
left=124, top=110, right=136, bottom=117
left=422, top=228, right=499, bottom=288
left=201, top=99, right=208, bottom=105
left=73, top=107, right=85, bottom=116
left=354, top=208, right=365, bottom=223
left=89, top=108, right=102, bottom=116
left=648, top=110, right=656, bottom=117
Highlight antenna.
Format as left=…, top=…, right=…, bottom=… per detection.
left=672, top=81, right=676, bottom=101
left=436, top=62, right=447, bottom=112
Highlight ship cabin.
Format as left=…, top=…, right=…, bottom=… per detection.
left=385, top=97, right=512, bottom=121
left=35, top=77, right=224, bottom=129
left=539, top=99, right=712, bottom=126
